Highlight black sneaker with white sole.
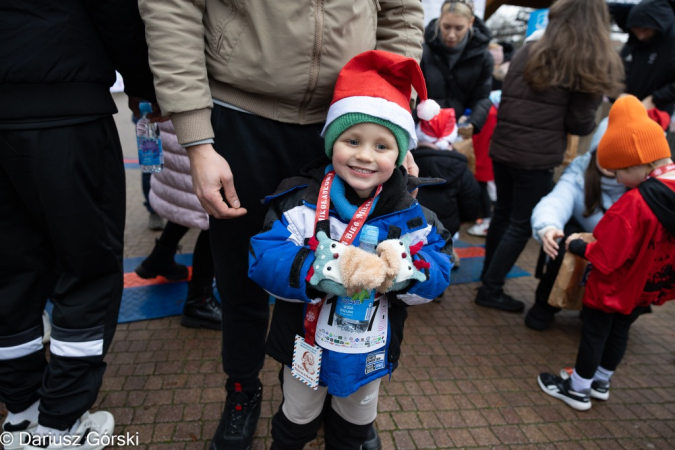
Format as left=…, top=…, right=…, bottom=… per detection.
left=559, top=368, right=610, bottom=400
left=538, top=372, right=591, bottom=411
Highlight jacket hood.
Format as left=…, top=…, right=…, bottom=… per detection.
left=424, top=16, right=491, bottom=59
left=265, top=157, right=444, bottom=207
left=639, top=177, right=675, bottom=236
left=626, top=0, right=675, bottom=34
left=411, top=146, right=468, bottom=184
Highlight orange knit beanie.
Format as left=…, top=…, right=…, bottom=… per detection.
left=597, top=95, right=671, bottom=170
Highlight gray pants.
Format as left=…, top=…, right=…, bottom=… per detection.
left=281, top=366, right=380, bottom=425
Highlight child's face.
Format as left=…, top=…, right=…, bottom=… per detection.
left=332, top=122, right=399, bottom=198
left=615, top=164, right=650, bottom=188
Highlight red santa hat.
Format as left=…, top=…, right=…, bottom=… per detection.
left=415, top=108, right=458, bottom=150
left=322, top=50, right=440, bottom=165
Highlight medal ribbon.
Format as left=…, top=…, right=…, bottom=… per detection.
left=304, top=171, right=383, bottom=345
left=648, top=163, right=675, bottom=178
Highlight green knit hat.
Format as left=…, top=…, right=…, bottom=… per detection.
left=324, top=113, right=410, bottom=166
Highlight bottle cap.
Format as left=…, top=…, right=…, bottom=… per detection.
left=139, top=101, right=153, bottom=116
left=360, top=224, right=379, bottom=246
left=463, top=108, right=472, bottom=116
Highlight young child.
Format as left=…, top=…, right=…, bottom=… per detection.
left=248, top=50, right=453, bottom=449
left=413, top=108, right=480, bottom=270
left=538, top=95, right=675, bottom=411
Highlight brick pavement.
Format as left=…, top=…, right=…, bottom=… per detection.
left=2, top=94, right=674, bottom=450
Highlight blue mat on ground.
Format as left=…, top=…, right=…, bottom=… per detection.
left=46, top=242, right=530, bottom=323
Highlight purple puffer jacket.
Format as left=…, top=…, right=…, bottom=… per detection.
left=149, top=121, right=209, bottom=230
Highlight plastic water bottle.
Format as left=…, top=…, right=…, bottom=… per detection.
left=136, top=102, right=163, bottom=173
left=334, top=224, right=380, bottom=333
left=359, top=224, right=379, bottom=254
left=454, top=108, right=472, bottom=143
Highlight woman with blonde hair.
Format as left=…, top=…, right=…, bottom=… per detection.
left=419, top=0, right=493, bottom=139
left=475, top=0, right=624, bottom=313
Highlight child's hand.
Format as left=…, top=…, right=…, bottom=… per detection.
left=565, top=233, right=582, bottom=251
left=308, top=232, right=387, bottom=297
left=376, top=238, right=428, bottom=292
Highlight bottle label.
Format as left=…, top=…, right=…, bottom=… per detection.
left=137, top=137, right=163, bottom=166
left=314, top=293, right=388, bottom=354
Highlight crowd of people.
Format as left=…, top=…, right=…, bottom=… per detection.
left=2, top=0, right=675, bottom=449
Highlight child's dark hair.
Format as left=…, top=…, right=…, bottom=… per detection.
left=583, top=151, right=605, bottom=217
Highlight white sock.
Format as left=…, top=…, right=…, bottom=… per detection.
left=594, top=366, right=614, bottom=384
left=570, top=368, right=593, bottom=393
left=35, top=419, right=80, bottom=439
left=5, top=400, right=39, bottom=425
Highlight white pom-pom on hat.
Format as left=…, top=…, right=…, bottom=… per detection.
left=416, top=99, right=441, bottom=121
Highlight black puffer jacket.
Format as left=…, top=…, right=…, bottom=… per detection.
left=412, top=146, right=480, bottom=236
left=0, top=0, right=156, bottom=123
left=489, top=45, right=602, bottom=171
left=622, top=0, right=675, bottom=115
left=420, top=17, right=493, bottom=133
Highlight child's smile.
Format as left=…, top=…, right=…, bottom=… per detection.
left=332, top=122, right=400, bottom=198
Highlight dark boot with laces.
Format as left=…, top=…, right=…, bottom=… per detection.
left=135, top=239, right=189, bottom=281
left=210, top=382, right=262, bottom=450
left=181, top=283, right=222, bottom=330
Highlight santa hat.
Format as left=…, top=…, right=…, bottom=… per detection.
left=415, top=108, right=457, bottom=150
left=322, top=50, right=440, bottom=166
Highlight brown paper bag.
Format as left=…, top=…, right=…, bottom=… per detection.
left=548, top=233, right=595, bottom=310
left=452, top=139, right=476, bottom=174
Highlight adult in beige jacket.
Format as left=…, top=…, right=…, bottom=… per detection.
left=139, top=1, right=423, bottom=448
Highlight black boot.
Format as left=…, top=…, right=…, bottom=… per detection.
left=210, top=382, right=262, bottom=450
left=525, top=302, right=557, bottom=331
left=181, top=283, right=222, bottom=330
left=475, top=285, right=524, bottom=312
left=135, top=239, right=189, bottom=281
left=361, top=425, right=382, bottom=450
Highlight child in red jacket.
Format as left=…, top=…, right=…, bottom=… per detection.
left=538, top=95, right=675, bottom=411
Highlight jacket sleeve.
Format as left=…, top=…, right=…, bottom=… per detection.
left=466, top=52, right=494, bottom=133
left=531, top=156, right=584, bottom=241
left=375, top=0, right=425, bottom=62
left=394, top=207, right=452, bottom=306
left=457, top=166, right=481, bottom=224
left=564, top=92, right=602, bottom=136
left=138, top=0, right=214, bottom=145
left=651, top=52, right=675, bottom=106
left=84, top=0, right=156, bottom=102
left=248, top=203, right=319, bottom=304
left=585, top=207, right=634, bottom=275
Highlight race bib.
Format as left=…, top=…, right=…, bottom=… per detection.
left=315, top=293, right=388, bottom=354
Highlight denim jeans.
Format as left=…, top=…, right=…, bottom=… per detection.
left=481, top=161, right=553, bottom=293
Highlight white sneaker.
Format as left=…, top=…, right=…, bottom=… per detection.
left=2, top=418, right=38, bottom=450
left=467, top=219, right=490, bottom=237
left=42, top=311, right=51, bottom=345
left=23, top=411, right=115, bottom=450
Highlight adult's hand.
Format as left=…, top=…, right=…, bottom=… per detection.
left=457, top=124, right=474, bottom=140
left=404, top=151, right=420, bottom=199
left=186, top=143, right=247, bottom=219
left=128, top=96, right=169, bottom=123
left=641, top=95, right=656, bottom=110
left=542, top=228, right=564, bottom=259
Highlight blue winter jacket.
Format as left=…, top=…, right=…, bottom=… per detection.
left=249, top=161, right=452, bottom=396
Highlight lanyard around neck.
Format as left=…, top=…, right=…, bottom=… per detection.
left=314, top=171, right=382, bottom=245
left=648, top=163, right=675, bottom=178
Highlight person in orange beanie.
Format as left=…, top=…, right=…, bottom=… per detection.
left=537, top=95, right=675, bottom=411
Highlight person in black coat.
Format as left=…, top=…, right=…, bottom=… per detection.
left=621, top=0, right=675, bottom=115
left=413, top=109, right=480, bottom=265
left=0, top=0, right=156, bottom=443
left=419, top=0, right=493, bottom=138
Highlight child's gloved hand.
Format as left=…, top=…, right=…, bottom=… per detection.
left=376, top=237, right=429, bottom=292
left=307, top=231, right=388, bottom=297
left=307, top=231, right=349, bottom=297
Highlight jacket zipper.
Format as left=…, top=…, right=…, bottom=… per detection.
left=299, top=0, right=325, bottom=122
